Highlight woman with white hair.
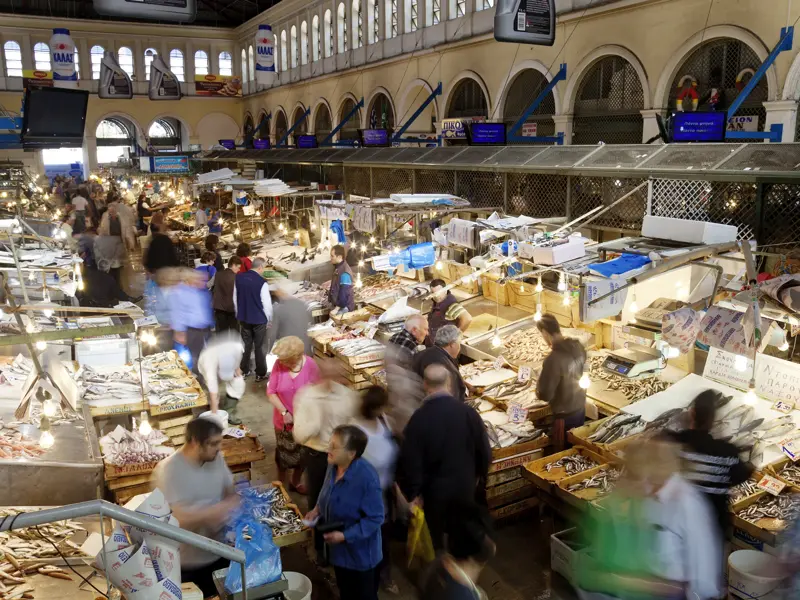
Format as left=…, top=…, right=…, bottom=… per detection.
left=412, top=324, right=471, bottom=402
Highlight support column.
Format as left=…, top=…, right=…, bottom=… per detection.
left=83, top=136, right=97, bottom=179
left=640, top=109, right=662, bottom=143
left=763, top=100, right=798, bottom=142
left=552, top=115, right=573, bottom=145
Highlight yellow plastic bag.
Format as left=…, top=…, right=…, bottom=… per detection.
left=406, top=505, right=435, bottom=566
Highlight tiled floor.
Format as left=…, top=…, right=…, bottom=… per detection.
left=236, top=379, right=578, bottom=600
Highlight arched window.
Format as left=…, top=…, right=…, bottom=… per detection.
left=90, top=45, right=104, bottom=80
left=274, top=111, right=288, bottom=145
left=117, top=47, right=133, bottom=78
left=148, top=119, right=176, bottom=139
left=367, top=92, right=394, bottom=129
left=74, top=48, right=80, bottom=79
left=248, top=45, right=255, bottom=80
left=290, top=26, right=298, bottom=68
left=96, top=118, right=134, bottom=165
left=314, top=103, right=333, bottom=143
left=405, top=0, right=418, bottom=32
left=427, top=0, right=441, bottom=24
left=169, top=49, right=184, bottom=82
left=503, top=69, right=556, bottom=145
left=274, top=40, right=280, bottom=73
left=291, top=107, right=308, bottom=141
left=241, top=49, right=248, bottom=81
left=3, top=41, right=22, bottom=77
left=339, top=97, right=362, bottom=142
left=280, top=30, right=288, bottom=70
left=448, top=0, right=465, bottom=19
left=368, top=0, right=380, bottom=43
left=353, top=0, right=363, bottom=49
left=144, top=48, right=157, bottom=81
left=337, top=3, right=348, bottom=53
left=447, top=78, right=488, bottom=118
left=312, top=16, right=321, bottom=61
left=34, top=42, right=51, bottom=71
left=573, top=56, right=644, bottom=144
left=386, top=0, right=398, bottom=38
left=301, top=21, right=309, bottom=65
left=476, top=0, right=492, bottom=9
left=194, top=50, right=209, bottom=76
left=219, top=51, right=233, bottom=76
left=324, top=11, right=334, bottom=57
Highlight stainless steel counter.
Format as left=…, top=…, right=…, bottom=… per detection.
left=462, top=316, right=540, bottom=362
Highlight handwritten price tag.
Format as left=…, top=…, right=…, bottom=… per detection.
left=493, top=355, right=505, bottom=371
left=757, top=474, right=786, bottom=496
left=780, top=436, right=800, bottom=461
left=773, top=400, right=795, bottom=414
left=518, top=366, right=531, bottom=383
left=224, top=427, right=246, bottom=439
left=507, top=402, right=528, bottom=424
left=365, top=327, right=377, bottom=339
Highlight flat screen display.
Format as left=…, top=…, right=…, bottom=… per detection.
left=468, top=122, right=506, bottom=145
left=253, top=139, right=270, bottom=149
left=672, top=111, right=727, bottom=143
left=21, top=87, right=89, bottom=148
left=360, top=129, right=390, bottom=147
left=297, top=135, right=317, bottom=149
left=218, top=139, right=236, bottom=149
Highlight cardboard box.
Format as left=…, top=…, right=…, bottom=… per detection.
left=550, top=528, right=586, bottom=585
left=532, top=238, right=585, bottom=266
left=642, top=215, right=738, bottom=244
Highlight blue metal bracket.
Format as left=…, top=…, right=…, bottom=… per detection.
left=277, top=108, right=311, bottom=147
left=246, top=112, right=271, bottom=146
left=392, top=82, right=442, bottom=143
left=507, top=63, right=567, bottom=144
left=321, top=98, right=365, bottom=147
left=726, top=26, right=793, bottom=143
left=0, top=117, right=23, bottom=149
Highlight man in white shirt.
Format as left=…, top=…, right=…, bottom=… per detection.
left=71, top=192, right=88, bottom=212
left=197, top=333, right=246, bottom=423
left=195, top=204, right=209, bottom=229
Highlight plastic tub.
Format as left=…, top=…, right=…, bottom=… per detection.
left=728, top=549, right=785, bottom=600
left=199, top=410, right=228, bottom=430
left=283, top=571, right=312, bottom=600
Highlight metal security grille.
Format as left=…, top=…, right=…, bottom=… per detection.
left=275, top=112, right=288, bottom=144
left=345, top=166, right=371, bottom=196
left=759, top=184, right=800, bottom=251
left=573, top=56, right=644, bottom=144
left=667, top=38, right=767, bottom=133
left=323, top=165, right=345, bottom=187
left=368, top=93, right=395, bottom=129
left=650, top=178, right=757, bottom=240
left=315, top=106, right=333, bottom=143
left=571, top=177, right=647, bottom=231
left=243, top=116, right=254, bottom=140
left=507, top=174, right=567, bottom=217
left=292, top=109, right=308, bottom=135
left=455, top=170, right=503, bottom=208
left=502, top=69, right=556, bottom=144
left=415, top=169, right=456, bottom=195
left=447, top=79, right=488, bottom=119
left=339, top=99, right=362, bottom=141
left=372, top=167, right=412, bottom=196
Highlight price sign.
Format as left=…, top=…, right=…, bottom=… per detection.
left=224, top=427, right=246, bottom=439
left=365, top=327, right=377, bottom=339
left=134, top=315, right=159, bottom=329
left=773, top=400, right=795, bottom=414
left=493, top=355, right=505, bottom=371
left=518, top=366, right=531, bottom=383
left=780, top=436, right=800, bottom=461
left=757, top=474, right=786, bottom=496
left=507, top=402, right=528, bottom=424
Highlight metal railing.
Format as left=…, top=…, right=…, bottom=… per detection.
left=0, top=500, right=248, bottom=599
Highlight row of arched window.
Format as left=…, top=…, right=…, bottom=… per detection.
left=0, top=41, right=234, bottom=81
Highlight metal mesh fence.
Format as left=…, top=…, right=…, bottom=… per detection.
left=415, top=169, right=456, bottom=195
left=344, top=166, right=371, bottom=196
left=571, top=176, right=647, bottom=231
left=761, top=183, right=800, bottom=251
left=650, top=178, right=757, bottom=240
left=323, top=164, right=345, bottom=188
left=455, top=170, right=503, bottom=209
left=573, top=114, right=644, bottom=145
left=507, top=173, right=568, bottom=217
left=371, top=167, right=412, bottom=197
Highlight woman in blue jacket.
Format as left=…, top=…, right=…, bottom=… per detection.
left=306, top=425, right=384, bottom=600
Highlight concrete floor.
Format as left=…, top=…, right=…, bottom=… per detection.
left=235, top=378, right=578, bottom=600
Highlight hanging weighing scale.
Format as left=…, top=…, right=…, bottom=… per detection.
left=602, top=344, right=665, bottom=378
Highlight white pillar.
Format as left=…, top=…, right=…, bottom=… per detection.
left=83, top=136, right=97, bottom=178
left=552, top=115, right=573, bottom=145
left=640, top=109, right=661, bottom=143
left=763, top=100, right=798, bottom=142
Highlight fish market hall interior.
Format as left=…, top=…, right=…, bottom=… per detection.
left=6, top=0, right=800, bottom=597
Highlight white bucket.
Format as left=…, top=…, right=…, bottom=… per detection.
left=283, top=571, right=312, bottom=600
left=728, top=549, right=785, bottom=600
left=199, top=410, right=228, bottom=430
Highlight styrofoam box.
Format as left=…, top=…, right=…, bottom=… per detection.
left=642, top=215, right=738, bottom=244
left=74, top=339, right=128, bottom=368
left=532, top=238, right=585, bottom=266
left=550, top=528, right=586, bottom=585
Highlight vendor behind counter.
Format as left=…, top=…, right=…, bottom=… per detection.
left=427, top=278, right=472, bottom=346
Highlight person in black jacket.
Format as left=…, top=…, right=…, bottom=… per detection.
left=671, top=389, right=753, bottom=540
left=400, top=364, right=491, bottom=550
left=412, top=325, right=472, bottom=403
left=144, top=222, right=180, bottom=274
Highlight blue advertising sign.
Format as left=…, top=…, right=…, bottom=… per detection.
left=469, top=122, right=506, bottom=145
left=151, top=155, right=190, bottom=173
left=297, top=135, right=317, bottom=149
left=218, top=139, right=236, bottom=149
left=673, top=111, right=726, bottom=143
left=361, top=129, right=389, bottom=147
left=253, top=139, right=270, bottom=149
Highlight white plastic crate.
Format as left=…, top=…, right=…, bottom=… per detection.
left=642, top=215, right=738, bottom=244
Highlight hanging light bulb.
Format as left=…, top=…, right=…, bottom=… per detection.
left=42, top=308, right=53, bottom=318
left=28, top=271, right=36, bottom=283
left=557, top=274, right=567, bottom=292
left=744, top=385, right=758, bottom=406
left=780, top=339, right=790, bottom=352
left=491, top=331, right=502, bottom=348
left=38, top=430, right=54, bottom=449
left=519, top=283, right=525, bottom=293
left=218, top=217, right=225, bottom=226
left=579, top=372, right=591, bottom=390
left=295, top=231, right=301, bottom=240
left=1, top=191, right=7, bottom=198
left=435, top=261, right=443, bottom=271
left=355, top=274, right=363, bottom=289
left=77, top=279, right=84, bottom=291
left=369, top=236, right=376, bottom=244
left=138, top=411, right=152, bottom=436
left=234, top=226, right=241, bottom=235
left=42, top=398, right=57, bottom=418
left=25, top=323, right=35, bottom=333
left=629, top=289, right=639, bottom=314
left=279, top=223, right=286, bottom=232
left=534, top=305, right=542, bottom=322
left=360, top=244, right=366, bottom=252
left=257, top=228, right=264, bottom=236
left=310, top=222, right=316, bottom=230
left=35, top=340, right=46, bottom=351
left=358, top=260, right=365, bottom=267
left=562, top=292, right=571, bottom=306
left=735, top=354, right=749, bottom=372
left=255, top=210, right=261, bottom=218
left=535, top=278, right=543, bottom=293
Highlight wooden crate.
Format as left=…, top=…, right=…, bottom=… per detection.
left=490, top=496, right=538, bottom=520
left=487, top=467, right=522, bottom=488
left=150, top=387, right=208, bottom=416
left=730, top=490, right=798, bottom=547
left=567, top=417, right=637, bottom=463
left=767, top=460, right=800, bottom=491
left=491, top=434, right=550, bottom=461
left=489, top=440, right=548, bottom=474
left=270, top=481, right=312, bottom=547
left=451, top=262, right=480, bottom=295
left=555, top=465, right=618, bottom=509
left=104, top=459, right=163, bottom=481
left=89, top=400, right=148, bottom=418
left=482, top=273, right=509, bottom=306
left=522, top=447, right=608, bottom=492
left=487, top=481, right=536, bottom=509
left=434, top=261, right=454, bottom=283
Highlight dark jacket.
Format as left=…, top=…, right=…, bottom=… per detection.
left=400, top=392, right=491, bottom=506
left=536, top=337, right=587, bottom=417
left=144, top=233, right=179, bottom=273
left=329, top=260, right=355, bottom=311
left=413, top=346, right=466, bottom=403
left=268, top=296, right=313, bottom=355
left=212, top=268, right=236, bottom=313
left=426, top=292, right=458, bottom=346
left=235, top=270, right=268, bottom=325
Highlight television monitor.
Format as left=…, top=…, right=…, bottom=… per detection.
left=467, top=122, right=506, bottom=145
left=672, top=111, right=727, bottom=143
left=253, top=139, right=270, bottom=149
left=359, top=129, right=390, bottom=147
left=297, top=135, right=317, bottom=149
left=218, top=139, right=236, bottom=149
left=21, top=87, right=89, bottom=149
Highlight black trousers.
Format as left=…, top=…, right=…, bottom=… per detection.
left=215, top=310, right=239, bottom=333
left=240, top=322, right=267, bottom=377
left=305, top=447, right=329, bottom=558
left=186, top=327, right=210, bottom=376
left=334, top=566, right=379, bottom=600
left=182, top=557, right=228, bottom=598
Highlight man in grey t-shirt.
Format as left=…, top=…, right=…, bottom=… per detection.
left=153, top=417, right=238, bottom=598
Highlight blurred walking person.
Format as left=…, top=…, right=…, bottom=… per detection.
left=267, top=336, right=320, bottom=493
left=197, top=332, right=246, bottom=423
left=268, top=282, right=313, bottom=356
left=413, top=325, right=472, bottom=403
left=385, top=315, right=427, bottom=435
left=399, top=365, right=491, bottom=550
left=213, top=256, right=241, bottom=333
left=164, top=268, right=214, bottom=373
left=234, top=256, right=272, bottom=380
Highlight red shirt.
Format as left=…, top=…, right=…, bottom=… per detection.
left=240, top=256, right=252, bottom=272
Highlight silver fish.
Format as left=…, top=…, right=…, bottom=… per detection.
left=736, top=493, right=800, bottom=525
left=545, top=455, right=597, bottom=475
left=729, top=478, right=760, bottom=503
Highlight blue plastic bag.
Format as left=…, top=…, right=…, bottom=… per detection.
left=224, top=520, right=282, bottom=593
left=408, top=242, right=435, bottom=269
